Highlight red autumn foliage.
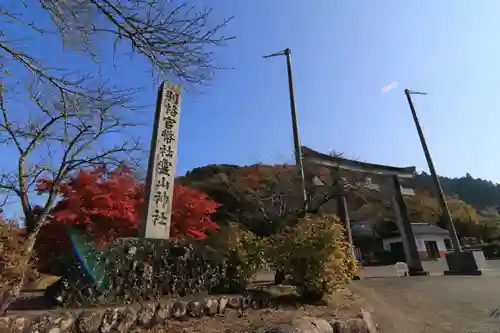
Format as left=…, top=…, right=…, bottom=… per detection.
left=34, top=165, right=220, bottom=272
left=36, top=165, right=144, bottom=245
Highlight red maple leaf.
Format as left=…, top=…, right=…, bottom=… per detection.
left=35, top=165, right=220, bottom=271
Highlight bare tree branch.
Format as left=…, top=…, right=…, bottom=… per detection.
left=1, top=0, right=233, bottom=97
left=0, top=79, right=142, bottom=315
left=0, top=81, right=141, bottom=232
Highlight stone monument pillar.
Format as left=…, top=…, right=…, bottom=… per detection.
left=139, top=81, right=182, bottom=239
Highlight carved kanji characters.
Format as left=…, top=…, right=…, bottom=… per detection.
left=159, top=144, right=174, bottom=158
left=156, top=176, right=170, bottom=189
left=160, top=128, right=175, bottom=144
left=168, top=103, right=179, bottom=117
left=163, top=116, right=176, bottom=130
left=166, top=90, right=174, bottom=102
left=157, top=159, right=172, bottom=176
left=165, top=90, right=179, bottom=104
left=151, top=209, right=167, bottom=226
left=153, top=190, right=169, bottom=206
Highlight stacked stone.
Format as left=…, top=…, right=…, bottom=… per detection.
left=2, top=307, right=377, bottom=333
left=44, top=238, right=226, bottom=307
left=1, top=294, right=277, bottom=333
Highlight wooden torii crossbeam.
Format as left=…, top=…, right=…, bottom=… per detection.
left=301, top=146, right=428, bottom=276
left=301, top=146, right=416, bottom=178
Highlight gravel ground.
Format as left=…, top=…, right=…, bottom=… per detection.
left=350, top=275, right=500, bottom=333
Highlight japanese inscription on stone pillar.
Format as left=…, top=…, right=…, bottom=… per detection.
left=140, top=81, right=181, bottom=239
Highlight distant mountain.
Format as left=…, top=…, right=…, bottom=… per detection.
left=414, top=172, right=500, bottom=211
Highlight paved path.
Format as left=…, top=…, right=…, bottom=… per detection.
left=255, top=260, right=500, bottom=332
left=360, top=258, right=500, bottom=279
left=351, top=275, right=500, bottom=333
left=354, top=259, right=500, bottom=332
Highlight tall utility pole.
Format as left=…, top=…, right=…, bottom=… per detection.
left=404, top=89, right=462, bottom=252
left=263, top=48, right=308, bottom=210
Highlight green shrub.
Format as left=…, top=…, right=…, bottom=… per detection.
left=207, top=224, right=266, bottom=292
left=269, top=215, right=359, bottom=302
left=482, top=241, right=500, bottom=259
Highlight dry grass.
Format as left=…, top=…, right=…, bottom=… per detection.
left=149, top=285, right=366, bottom=333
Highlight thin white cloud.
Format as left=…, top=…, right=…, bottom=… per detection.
left=381, top=81, right=399, bottom=93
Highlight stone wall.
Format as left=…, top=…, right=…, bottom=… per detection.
left=46, top=238, right=227, bottom=307
left=1, top=293, right=376, bottom=333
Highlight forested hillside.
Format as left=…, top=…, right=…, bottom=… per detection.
left=182, top=165, right=500, bottom=212
left=180, top=164, right=500, bottom=242
left=414, top=172, right=500, bottom=210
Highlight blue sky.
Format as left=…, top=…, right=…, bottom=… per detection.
left=181, top=0, right=500, bottom=182
left=3, top=1, right=500, bottom=217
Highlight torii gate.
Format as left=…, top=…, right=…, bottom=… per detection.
left=301, top=146, right=428, bottom=276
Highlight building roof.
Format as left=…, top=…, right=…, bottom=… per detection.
left=351, top=221, right=449, bottom=239
left=408, top=223, right=449, bottom=236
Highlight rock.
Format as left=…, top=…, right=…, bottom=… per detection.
left=204, top=298, right=219, bottom=316
left=218, top=296, right=228, bottom=314
left=171, top=300, right=187, bottom=319
left=360, top=309, right=377, bottom=333
left=127, top=246, right=137, bottom=257
left=329, top=319, right=346, bottom=333
left=241, top=294, right=251, bottom=310
left=136, top=303, right=156, bottom=327
left=115, top=306, right=137, bottom=332
left=57, top=312, right=76, bottom=332
left=186, top=300, right=204, bottom=318
left=328, top=318, right=371, bottom=333
left=154, top=301, right=171, bottom=325
left=227, top=296, right=242, bottom=309
left=250, top=299, right=260, bottom=309
left=11, top=317, right=26, bottom=333
left=0, top=316, right=11, bottom=332
left=99, top=308, right=120, bottom=332
left=343, top=319, right=369, bottom=333
left=76, top=311, right=103, bottom=333
left=291, top=318, right=333, bottom=333
left=26, top=314, right=54, bottom=333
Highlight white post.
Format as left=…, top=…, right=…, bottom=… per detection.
left=139, top=81, right=182, bottom=239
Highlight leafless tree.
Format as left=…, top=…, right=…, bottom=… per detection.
left=0, top=81, right=141, bottom=314
left=1, top=0, right=234, bottom=103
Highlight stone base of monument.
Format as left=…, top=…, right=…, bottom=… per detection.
left=444, top=251, right=482, bottom=276
left=408, top=268, right=429, bottom=276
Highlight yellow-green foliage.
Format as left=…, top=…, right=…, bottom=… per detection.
left=0, top=221, right=39, bottom=293
left=269, top=215, right=359, bottom=301
left=208, top=224, right=266, bottom=292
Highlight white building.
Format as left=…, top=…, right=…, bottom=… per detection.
left=382, top=223, right=452, bottom=260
